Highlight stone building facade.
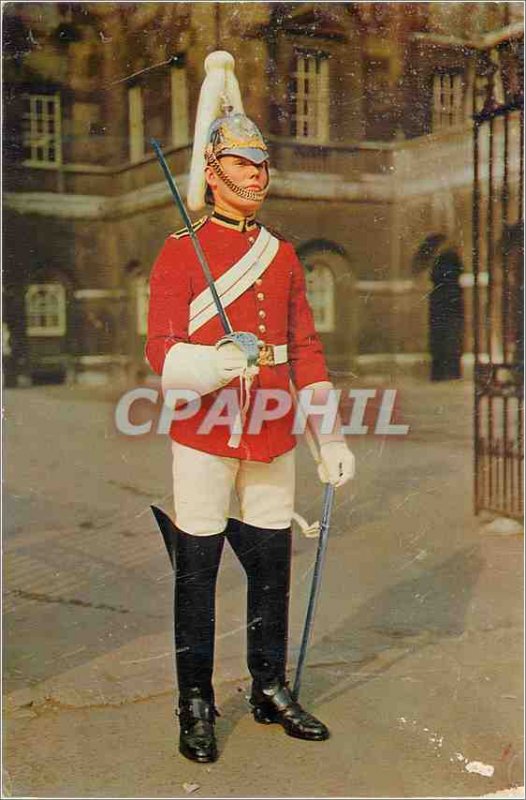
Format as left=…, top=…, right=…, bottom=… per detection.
left=3, top=2, right=524, bottom=386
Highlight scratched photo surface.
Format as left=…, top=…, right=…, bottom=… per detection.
left=2, top=3, right=524, bottom=798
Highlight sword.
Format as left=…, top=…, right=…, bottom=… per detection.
left=292, top=483, right=335, bottom=702
left=150, top=138, right=260, bottom=366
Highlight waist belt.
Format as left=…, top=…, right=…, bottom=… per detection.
left=227, top=341, right=288, bottom=449
left=258, top=343, right=288, bottom=367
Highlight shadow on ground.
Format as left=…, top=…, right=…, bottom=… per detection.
left=212, top=544, right=484, bottom=754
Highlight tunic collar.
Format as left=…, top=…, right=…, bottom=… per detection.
left=210, top=210, right=258, bottom=232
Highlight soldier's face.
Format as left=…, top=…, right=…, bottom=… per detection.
left=205, top=156, right=269, bottom=216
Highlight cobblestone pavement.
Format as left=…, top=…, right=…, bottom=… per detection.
left=2, top=377, right=524, bottom=798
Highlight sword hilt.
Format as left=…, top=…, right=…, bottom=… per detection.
left=216, top=331, right=261, bottom=368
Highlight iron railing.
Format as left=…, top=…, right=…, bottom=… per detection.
left=473, top=54, right=524, bottom=520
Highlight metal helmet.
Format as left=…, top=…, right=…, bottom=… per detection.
left=204, top=113, right=269, bottom=204
left=206, top=113, right=268, bottom=164
left=187, top=51, right=269, bottom=211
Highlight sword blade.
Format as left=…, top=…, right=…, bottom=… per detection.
left=292, top=483, right=335, bottom=701
left=151, top=138, right=233, bottom=335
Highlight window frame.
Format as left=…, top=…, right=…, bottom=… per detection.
left=432, top=70, right=465, bottom=130
left=291, top=50, right=330, bottom=144
left=305, top=263, right=335, bottom=333
left=26, top=283, right=67, bottom=337
left=22, top=92, right=63, bottom=169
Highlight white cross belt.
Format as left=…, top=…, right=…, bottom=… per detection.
left=188, top=227, right=280, bottom=336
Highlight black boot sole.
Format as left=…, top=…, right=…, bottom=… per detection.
left=179, top=743, right=218, bottom=763
left=252, top=706, right=275, bottom=725
left=252, top=707, right=330, bottom=741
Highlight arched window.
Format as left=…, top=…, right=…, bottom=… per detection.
left=135, top=275, right=150, bottom=336
left=305, top=264, right=335, bottom=332
left=26, top=283, right=66, bottom=336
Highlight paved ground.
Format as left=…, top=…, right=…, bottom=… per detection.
left=2, top=376, right=524, bottom=798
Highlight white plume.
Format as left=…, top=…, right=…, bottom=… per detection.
left=187, top=51, right=245, bottom=211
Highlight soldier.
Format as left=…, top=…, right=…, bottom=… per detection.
left=146, top=51, right=355, bottom=764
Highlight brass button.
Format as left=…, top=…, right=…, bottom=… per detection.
left=258, top=324, right=266, bottom=334
left=255, top=279, right=263, bottom=286
left=257, top=292, right=265, bottom=301
left=248, top=236, right=255, bottom=244
left=258, top=309, right=266, bottom=319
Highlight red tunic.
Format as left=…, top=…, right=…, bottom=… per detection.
left=146, top=216, right=329, bottom=462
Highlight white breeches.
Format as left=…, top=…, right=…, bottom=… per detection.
left=171, top=441, right=296, bottom=536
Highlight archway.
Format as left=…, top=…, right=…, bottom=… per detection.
left=500, top=221, right=523, bottom=369
left=429, top=249, right=464, bottom=381
left=297, top=239, right=356, bottom=372
left=24, top=266, right=74, bottom=384
left=413, top=235, right=464, bottom=382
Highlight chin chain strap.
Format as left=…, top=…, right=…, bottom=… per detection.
left=206, top=149, right=268, bottom=203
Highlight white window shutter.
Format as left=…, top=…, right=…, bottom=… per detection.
left=128, top=85, right=144, bottom=162
left=171, top=66, right=189, bottom=146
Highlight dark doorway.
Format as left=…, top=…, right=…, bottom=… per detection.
left=429, top=250, right=464, bottom=381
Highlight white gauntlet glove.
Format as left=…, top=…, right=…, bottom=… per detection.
left=215, top=341, right=251, bottom=385
left=318, top=441, right=355, bottom=487
left=162, top=342, right=258, bottom=398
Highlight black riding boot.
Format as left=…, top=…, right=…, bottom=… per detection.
left=151, top=507, right=224, bottom=763
left=226, top=520, right=329, bottom=741
left=226, top=519, right=290, bottom=686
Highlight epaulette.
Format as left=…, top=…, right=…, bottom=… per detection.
left=170, top=216, right=208, bottom=240
left=262, top=223, right=287, bottom=242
